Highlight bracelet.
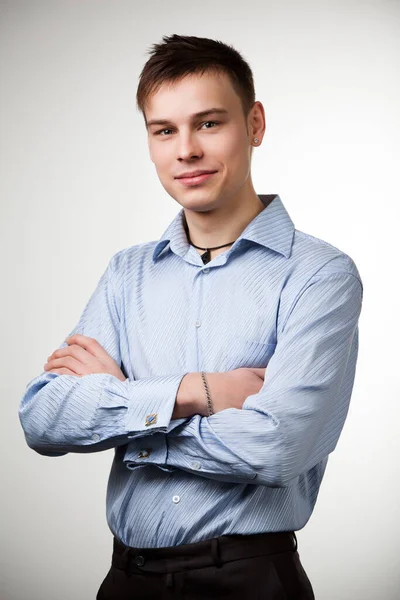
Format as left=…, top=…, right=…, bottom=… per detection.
left=201, top=371, right=214, bottom=416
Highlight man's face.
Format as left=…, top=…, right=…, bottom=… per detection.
left=145, top=70, right=254, bottom=212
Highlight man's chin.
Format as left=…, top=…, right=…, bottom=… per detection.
left=163, top=185, right=219, bottom=209
left=177, top=196, right=220, bottom=213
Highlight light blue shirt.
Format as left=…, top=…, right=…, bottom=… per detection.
left=19, top=194, right=363, bottom=548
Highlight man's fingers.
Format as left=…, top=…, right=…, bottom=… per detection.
left=47, top=368, right=80, bottom=376
left=48, top=344, right=88, bottom=363
left=45, top=356, right=85, bottom=375
left=45, top=335, right=123, bottom=380
left=65, top=334, right=110, bottom=359
left=245, top=367, right=266, bottom=378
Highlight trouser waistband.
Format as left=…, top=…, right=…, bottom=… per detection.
left=112, top=531, right=298, bottom=575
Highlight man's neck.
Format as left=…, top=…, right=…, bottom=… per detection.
left=183, top=185, right=270, bottom=260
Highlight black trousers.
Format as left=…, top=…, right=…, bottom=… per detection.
left=96, top=531, right=315, bottom=599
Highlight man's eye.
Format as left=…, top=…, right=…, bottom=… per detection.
left=154, top=121, right=220, bottom=136
left=202, top=121, right=219, bottom=129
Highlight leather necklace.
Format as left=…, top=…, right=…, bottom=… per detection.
left=183, top=214, right=235, bottom=265
left=188, top=238, right=236, bottom=264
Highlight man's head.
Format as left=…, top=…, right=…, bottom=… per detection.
left=136, top=34, right=265, bottom=212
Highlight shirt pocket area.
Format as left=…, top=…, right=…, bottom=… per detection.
left=223, top=334, right=277, bottom=370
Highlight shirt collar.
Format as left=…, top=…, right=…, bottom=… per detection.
left=152, top=194, right=295, bottom=263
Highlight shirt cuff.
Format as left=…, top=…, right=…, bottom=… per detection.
left=100, top=373, right=186, bottom=439
left=123, top=433, right=176, bottom=472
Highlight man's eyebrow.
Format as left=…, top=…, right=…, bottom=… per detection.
left=146, top=108, right=229, bottom=129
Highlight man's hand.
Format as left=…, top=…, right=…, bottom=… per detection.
left=43, top=334, right=127, bottom=381
left=200, top=368, right=266, bottom=416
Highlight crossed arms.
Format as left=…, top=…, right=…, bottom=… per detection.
left=19, top=255, right=363, bottom=488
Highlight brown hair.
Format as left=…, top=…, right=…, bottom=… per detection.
left=136, top=34, right=256, bottom=126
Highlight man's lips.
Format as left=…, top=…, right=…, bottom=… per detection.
left=176, top=170, right=217, bottom=179
left=176, top=171, right=217, bottom=186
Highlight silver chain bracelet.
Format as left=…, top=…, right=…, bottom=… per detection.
left=201, top=371, right=214, bottom=416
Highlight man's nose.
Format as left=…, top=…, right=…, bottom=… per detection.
left=177, top=134, right=203, bottom=161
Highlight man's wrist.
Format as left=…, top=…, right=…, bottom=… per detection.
left=173, top=372, right=206, bottom=418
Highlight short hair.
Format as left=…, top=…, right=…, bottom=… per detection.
left=136, top=34, right=256, bottom=125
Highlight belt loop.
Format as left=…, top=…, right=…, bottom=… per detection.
left=210, top=538, right=223, bottom=568
left=292, top=532, right=298, bottom=552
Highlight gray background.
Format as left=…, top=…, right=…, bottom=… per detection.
left=1, top=0, right=399, bottom=598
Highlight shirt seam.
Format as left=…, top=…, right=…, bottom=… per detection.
left=282, top=269, right=363, bottom=333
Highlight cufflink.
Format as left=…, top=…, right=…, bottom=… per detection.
left=145, top=413, right=158, bottom=427
left=138, top=449, right=152, bottom=459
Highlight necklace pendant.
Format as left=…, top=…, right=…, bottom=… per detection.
left=201, top=249, right=211, bottom=264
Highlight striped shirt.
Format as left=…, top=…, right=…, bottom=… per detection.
left=19, top=194, right=363, bottom=548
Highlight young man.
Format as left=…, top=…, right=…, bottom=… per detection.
left=19, top=34, right=363, bottom=599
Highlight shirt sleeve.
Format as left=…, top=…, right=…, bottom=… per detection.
left=123, top=269, right=363, bottom=487
left=18, top=254, right=186, bottom=456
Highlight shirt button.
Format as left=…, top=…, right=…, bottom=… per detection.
left=135, top=555, right=145, bottom=566
left=172, top=495, right=180, bottom=503
left=190, top=461, right=201, bottom=470
left=92, top=434, right=100, bottom=442
left=195, top=320, right=201, bottom=327
left=203, top=268, right=210, bottom=274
